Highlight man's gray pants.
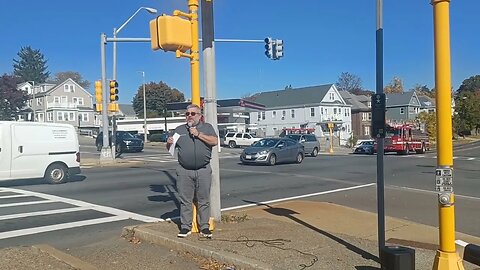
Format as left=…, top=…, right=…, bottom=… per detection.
left=176, top=164, right=212, bottom=231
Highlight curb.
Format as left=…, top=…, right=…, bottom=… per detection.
left=33, top=244, right=98, bottom=270
left=122, top=225, right=275, bottom=270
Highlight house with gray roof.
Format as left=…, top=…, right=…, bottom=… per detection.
left=118, top=104, right=138, bottom=120
left=340, top=91, right=372, bottom=139
left=17, top=79, right=97, bottom=133
left=385, top=91, right=422, bottom=124
left=247, top=84, right=352, bottom=145
left=418, top=95, right=435, bottom=113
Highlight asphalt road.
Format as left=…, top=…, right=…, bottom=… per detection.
left=0, top=139, right=478, bottom=251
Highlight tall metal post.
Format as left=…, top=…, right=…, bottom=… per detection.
left=375, top=0, right=386, bottom=256
left=111, top=28, right=118, bottom=159
left=431, top=0, right=464, bottom=269
left=201, top=0, right=221, bottom=222
left=100, top=33, right=113, bottom=162
left=142, top=71, right=148, bottom=142
left=188, top=0, right=201, bottom=105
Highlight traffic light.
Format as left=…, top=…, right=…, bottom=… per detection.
left=264, top=37, right=273, bottom=59
left=108, top=80, right=119, bottom=112
left=273, top=39, right=284, bottom=60
left=109, top=80, right=118, bottom=102
left=94, top=80, right=102, bottom=112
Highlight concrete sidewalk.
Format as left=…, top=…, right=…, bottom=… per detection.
left=125, top=201, right=480, bottom=270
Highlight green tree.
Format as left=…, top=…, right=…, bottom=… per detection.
left=132, top=81, right=185, bottom=118
left=416, top=111, right=436, bottom=141
left=0, top=74, right=28, bottom=120
left=412, top=84, right=435, bottom=98
left=457, top=75, right=480, bottom=94
left=384, top=76, right=404, bottom=94
left=48, top=71, right=90, bottom=89
left=453, top=91, right=480, bottom=135
left=13, top=46, right=50, bottom=83
left=335, top=72, right=364, bottom=95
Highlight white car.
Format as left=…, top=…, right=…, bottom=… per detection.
left=224, top=132, right=262, bottom=148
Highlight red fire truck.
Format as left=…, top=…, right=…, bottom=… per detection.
left=379, top=124, right=430, bottom=154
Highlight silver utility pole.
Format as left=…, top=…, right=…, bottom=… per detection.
left=375, top=0, right=385, bottom=255
left=100, top=33, right=113, bottom=162
left=141, top=71, right=148, bottom=142
left=201, top=0, right=221, bottom=221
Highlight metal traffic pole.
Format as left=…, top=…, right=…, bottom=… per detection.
left=100, top=33, right=113, bottom=162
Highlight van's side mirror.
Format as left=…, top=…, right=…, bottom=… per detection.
left=277, top=143, right=285, bottom=148
left=300, top=138, right=306, bottom=143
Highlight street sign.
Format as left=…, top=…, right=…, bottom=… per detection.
left=371, top=93, right=386, bottom=138
left=435, top=168, right=453, bottom=192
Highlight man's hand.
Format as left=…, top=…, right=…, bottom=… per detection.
left=189, top=127, right=200, bottom=137
left=167, top=137, right=174, bottom=144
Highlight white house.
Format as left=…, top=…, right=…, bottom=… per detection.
left=247, top=84, right=352, bottom=145
left=16, top=79, right=97, bottom=134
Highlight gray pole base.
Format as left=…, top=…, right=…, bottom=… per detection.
left=100, top=147, right=114, bottom=163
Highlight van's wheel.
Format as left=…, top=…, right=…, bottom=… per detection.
left=311, top=148, right=318, bottom=157
left=268, top=154, right=276, bottom=166
left=228, top=141, right=236, bottom=148
left=296, top=153, right=304, bottom=164
left=44, top=163, right=68, bottom=184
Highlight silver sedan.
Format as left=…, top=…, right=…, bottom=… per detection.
left=240, top=138, right=305, bottom=166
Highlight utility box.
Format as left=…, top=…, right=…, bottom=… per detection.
left=380, top=245, right=415, bottom=270
left=149, top=15, right=192, bottom=52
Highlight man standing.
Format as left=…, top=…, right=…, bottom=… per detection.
left=166, top=104, right=218, bottom=238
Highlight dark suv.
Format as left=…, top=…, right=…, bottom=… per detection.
left=285, top=134, right=320, bottom=157
left=96, top=131, right=144, bottom=153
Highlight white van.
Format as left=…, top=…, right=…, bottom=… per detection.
left=0, top=121, right=81, bottom=184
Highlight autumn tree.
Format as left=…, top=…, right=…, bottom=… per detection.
left=384, top=76, right=404, bottom=94
left=0, top=74, right=28, bottom=120
left=13, top=46, right=50, bottom=83
left=457, top=75, right=480, bottom=94
left=416, top=111, right=436, bottom=141
left=453, top=91, right=480, bottom=136
left=132, top=81, right=185, bottom=118
left=49, top=71, right=90, bottom=89
left=412, top=84, right=435, bottom=98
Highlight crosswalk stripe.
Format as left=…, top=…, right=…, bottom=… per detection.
left=0, top=216, right=128, bottom=240
left=0, top=207, right=90, bottom=221
left=0, top=200, right=55, bottom=208
left=0, top=194, right=31, bottom=199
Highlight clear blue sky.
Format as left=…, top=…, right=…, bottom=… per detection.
left=1, top=0, right=478, bottom=103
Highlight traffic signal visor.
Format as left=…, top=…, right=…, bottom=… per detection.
left=274, top=39, right=284, bottom=59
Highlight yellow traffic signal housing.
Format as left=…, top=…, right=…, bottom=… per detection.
left=94, top=80, right=102, bottom=112
left=149, top=15, right=192, bottom=52
left=109, top=80, right=119, bottom=102
left=108, top=103, right=119, bottom=112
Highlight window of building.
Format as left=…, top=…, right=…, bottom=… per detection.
left=368, top=112, right=372, bottom=120
left=54, top=97, right=60, bottom=103
left=400, top=107, right=405, bottom=114
left=257, top=112, right=261, bottom=121
left=291, top=109, right=295, bottom=118
left=261, top=111, right=265, bottom=120
left=68, top=112, right=75, bottom=121
left=80, top=113, right=88, bottom=122
left=334, top=108, right=337, bottom=114
left=310, top=108, right=315, bottom=117
left=64, top=84, right=75, bottom=92
left=364, top=126, right=370, bottom=136
left=36, top=98, right=42, bottom=106
left=330, top=93, right=335, bottom=100
left=38, top=113, right=44, bottom=122
left=362, top=112, right=368, bottom=121
left=272, top=111, right=276, bottom=118
left=61, top=96, right=67, bottom=103
left=57, top=112, right=65, bottom=121
left=339, top=108, right=342, bottom=115
left=47, top=112, right=53, bottom=121
left=345, top=109, right=348, bottom=117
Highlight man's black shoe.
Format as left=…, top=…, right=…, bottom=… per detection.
left=177, top=228, right=191, bottom=238
left=200, top=228, right=212, bottom=238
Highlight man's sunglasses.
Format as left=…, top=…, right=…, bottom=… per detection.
left=185, top=112, right=199, bottom=116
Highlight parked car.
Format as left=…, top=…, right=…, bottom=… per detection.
left=96, top=131, right=144, bottom=153
left=240, top=138, right=305, bottom=166
left=353, top=140, right=375, bottom=155
left=225, top=132, right=262, bottom=148
left=285, top=134, right=320, bottom=157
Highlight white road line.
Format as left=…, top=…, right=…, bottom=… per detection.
left=0, top=188, right=162, bottom=223
left=0, top=200, right=55, bottom=208
left=467, top=157, right=475, bottom=161
left=0, top=207, right=90, bottom=221
left=0, top=194, right=31, bottom=199
left=221, top=183, right=376, bottom=212
left=390, top=185, right=480, bottom=201
left=0, top=216, right=128, bottom=240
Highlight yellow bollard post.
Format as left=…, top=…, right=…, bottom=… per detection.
left=431, top=0, right=464, bottom=269
left=328, top=122, right=334, bottom=153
